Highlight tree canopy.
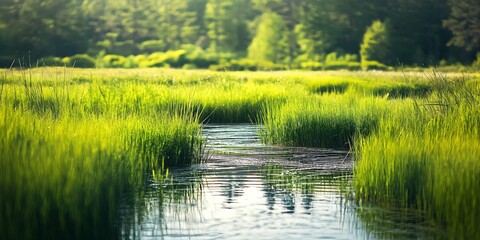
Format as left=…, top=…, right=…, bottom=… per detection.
left=0, top=0, right=478, bottom=67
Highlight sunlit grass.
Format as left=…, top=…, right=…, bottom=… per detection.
left=354, top=74, right=480, bottom=238
left=0, top=68, right=204, bottom=239
left=1, top=67, right=480, bottom=238
left=260, top=94, right=396, bottom=148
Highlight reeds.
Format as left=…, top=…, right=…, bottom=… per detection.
left=354, top=73, right=480, bottom=238
left=260, top=94, right=394, bottom=148
left=2, top=67, right=479, bottom=238
left=0, top=67, right=204, bottom=239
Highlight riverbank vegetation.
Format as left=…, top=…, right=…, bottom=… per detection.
left=0, top=68, right=204, bottom=239
left=3, top=0, right=480, bottom=238
left=354, top=73, right=480, bottom=239
left=2, top=0, right=480, bottom=71
left=1, top=68, right=479, bottom=238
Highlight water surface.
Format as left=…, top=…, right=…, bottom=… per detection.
left=119, top=124, right=445, bottom=239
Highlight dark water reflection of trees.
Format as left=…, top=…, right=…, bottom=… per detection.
left=115, top=162, right=445, bottom=239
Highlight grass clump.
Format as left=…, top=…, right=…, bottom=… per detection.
left=0, top=110, right=203, bottom=239
left=354, top=74, right=480, bottom=238
left=260, top=94, right=392, bottom=148
left=0, top=68, right=204, bottom=239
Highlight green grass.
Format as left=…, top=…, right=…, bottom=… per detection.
left=0, top=68, right=204, bottom=239
left=303, top=72, right=433, bottom=98
left=353, top=74, right=480, bottom=238
left=2, top=67, right=480, bottom=238
left=260, top=94, right=395, bottom=148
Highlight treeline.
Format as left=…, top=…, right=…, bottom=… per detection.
left=1, top=0, right=479, bottom=69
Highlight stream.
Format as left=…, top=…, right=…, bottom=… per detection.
left=118, top=124, right=446, bottom=239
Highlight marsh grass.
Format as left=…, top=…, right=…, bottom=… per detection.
left=2, top=67, right=479, bottom=238
left=354, top=73, right=480, bottom=238
left=260, top=94, right=394, bottom=148
left=303, top=73, right=432, bottom=99
left=0, top=68, right=204, bottom=239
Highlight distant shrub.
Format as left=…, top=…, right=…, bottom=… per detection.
left=183, top=46, right=219, bottom=68
left=228, top=59, right=259, bottom=71
left=133, top=55, right=147, bottom=67
left=68, top=54, right=96, bottom=68
left=210, top=58, right=284, bottom=71
left=139, top=50, right=187, bottom=68
left=182, top=63, right=198, bottom=70
left=300, top=61, right=323, bottom=70
left=325, top=52, right=339, bottom=63
left=102, top=55, right=128, bottom=68
left=439, top=59, right=448, bottom=67
left=111, top=40, right=137, bottom=56
left=361, top=60, right=389, bottom=71
left=323, top=52, right=361, bottom=71
left=473, top=52, right=480, bottom=67
left=39, top=57, right=63, bottom=66
left=61, top=57, right=71, bottom=66
left=163, top=50, right=188, bottom=67
left=324, top=61, right=361, bottom=71
left=139, top=40, right=165, bottom=53
left=360, top=20, right=393, bottom=66
left=124, top=55, right=138, bottom=68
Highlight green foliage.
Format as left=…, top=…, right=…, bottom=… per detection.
left=0, top=68, right=205, bottom=239
left=101, top=55, right=129, bottom=68
left=139, top=40, right=166, bottom=53
left=324, top=62, right=361, bottom=71
left=299, top=53, right=361, bottom=71
left=361, top=60, right=389, bottom=71
left=1, top=68, right=479, bottom=238
left=248, top=12, right=289, bottom=63
left=324, top=53, right=362, bottom=70
left=205, top=0, right=255, bottom=53
left=473, top=52, right=480, bottom=67
left=360, top=20, right=393, bottom=65
left=138, top=50, right=188, bottom=68
left=300, top=61, right=323, bottom=71
left=443, top=0, right=480, bottom=51
left=67, top=54, right=96, bottom=68
left=209, top=58, right=284, bottom=71
left=305, top=80, right=350, bottom=94
left=260, top=95, right=391, bottom=148
left=183, top=45, right=223, bottom=68
left=39, top=57, right=63, bottom=67
left=1, top=0, right=476, bottom=68
left=354, top=74, right=480, bottom=238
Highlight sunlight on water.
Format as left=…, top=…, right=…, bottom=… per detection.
left=119, top=124, right=446, bottom=239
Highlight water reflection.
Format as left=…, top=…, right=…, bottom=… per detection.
left=117, top=124, right=446, bottom=239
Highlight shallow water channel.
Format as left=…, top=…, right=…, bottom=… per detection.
left=119, top=124, right=445, bottom=239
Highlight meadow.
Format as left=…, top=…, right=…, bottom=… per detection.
left=1, top=67, right=479, bottom=239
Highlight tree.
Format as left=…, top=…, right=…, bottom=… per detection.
left=205, top=0, right=256, bottom=53
left=386, top=0, right=450, bottom=65
left=0, top=0, right=88, bottom=58
left=443, top=0, right=480, bottom=52
left=248, top=12, right=288, bottom=63
left=252, top=0, right=301, bottom=64
left=360, top=20, right=393, bottom=65
left=297, top=0, right=382, bottom=55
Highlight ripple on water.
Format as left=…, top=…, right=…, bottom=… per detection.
left=119, top=124, right=447, bottom=240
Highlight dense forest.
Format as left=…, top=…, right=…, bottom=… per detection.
left=0, top=0, right=479, bottom=69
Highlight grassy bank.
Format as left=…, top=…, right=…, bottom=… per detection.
left=260, top=94, right=395, bottom=148
left=0, top=68, right=203, bottom=239
left=1, top=67, right=479, bottom=238
left=354, top=74, right=480, bottom=238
